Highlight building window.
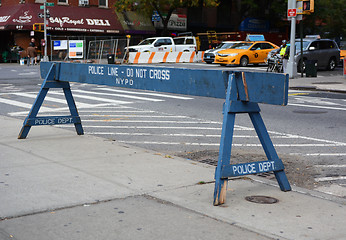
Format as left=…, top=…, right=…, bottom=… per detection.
left=99, top=0, right=108, bottom=8
left=58, top=0, right=68, bottom=5
left=79, top=0, right=89, bottom=6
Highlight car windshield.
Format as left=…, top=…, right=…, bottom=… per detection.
left=220, top=43, right=237, bottom=49
left=138, top=39, right=156, bottom=45
left=295, top=41, right=310, bottom=51
left=230, top=42, right=252, bottom=49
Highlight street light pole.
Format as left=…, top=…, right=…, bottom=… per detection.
left=43, top=0, right=49, bottom=62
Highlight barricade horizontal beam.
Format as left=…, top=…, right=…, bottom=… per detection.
left=40, top=62, right=289, bottom=106
left=41, top=62, right=228, bottom=99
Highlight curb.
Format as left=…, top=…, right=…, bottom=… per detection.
left=290, top=86, right=346, bottom=94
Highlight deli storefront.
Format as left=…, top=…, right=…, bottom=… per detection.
left=0, top=3, right=133, bottom=62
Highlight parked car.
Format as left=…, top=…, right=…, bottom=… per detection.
left=294, top=38, right=340, bottom=71
left=203, top=41, right=242, bottom=64
left=125, top=36, right=197, bottom=53
left=214, top=41, right=279, bottom=66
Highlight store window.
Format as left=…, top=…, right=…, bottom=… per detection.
left=99, top=0, right=108, bottom=7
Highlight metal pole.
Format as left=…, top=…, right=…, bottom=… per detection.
left=43, top=0, right=49, bottom=61
left=287, top=0, right=296, bottom=78
left=300, top=20, right=304, bottom=77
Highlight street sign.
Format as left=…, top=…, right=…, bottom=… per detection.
left=38, top=13, right=50, bottom=18
left=41, top=3, right=54, bottom=8
left=152, top=11, right=161, bottom=22
left=288, top=8, right=297, bottom=17
left=39, top=8, right=50, bottom=13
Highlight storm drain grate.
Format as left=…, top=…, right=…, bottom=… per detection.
left=255, top=172, right=275, bottom=179
left=197, top=158, right=218, bottom=166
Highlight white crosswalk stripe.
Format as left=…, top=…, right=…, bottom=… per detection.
left=3, top=87, right=190, bottom=116
left=11, top=92, right=95, bottom=108
left=73, top=89, right=164, bottom=102
left=48, top=91, right=132, bottom=105
left=95, top=87, right=194, bottom=100
left=0, top=98, right=51, bottom=111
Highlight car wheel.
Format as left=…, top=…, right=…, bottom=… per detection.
left=240, top=56, right=249, bottom=67
left=205, top=62, right=212, bottom=64
left=220, top=64, right=227, bottom=67
left=327, top=57, right=336, bottom=71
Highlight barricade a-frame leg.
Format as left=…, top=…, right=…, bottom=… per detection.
left=249, top=112, right=291, bottom=192
left=18, top=63, right=84, bottom=139
left=213, top=73, right=291, bottom=206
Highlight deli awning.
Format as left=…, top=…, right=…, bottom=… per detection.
left=0, top=3, right=123, bottom=34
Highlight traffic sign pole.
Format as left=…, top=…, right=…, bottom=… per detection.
left=42, top=0, right=49, bottom=62
left=287, top=0, right=297, bottom=78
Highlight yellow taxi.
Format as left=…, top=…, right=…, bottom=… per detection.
left=340, top=43, right=346, bottom=61
left=214, top=41, right=279, bottom=66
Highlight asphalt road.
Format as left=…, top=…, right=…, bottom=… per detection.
left=1, top=63, right=345, bottom=198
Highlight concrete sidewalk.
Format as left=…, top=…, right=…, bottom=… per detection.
left=290, top=69, right=346, bottom=93
left=1, top=115, right=345, bottom=240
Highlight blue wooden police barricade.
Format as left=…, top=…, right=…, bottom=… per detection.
left=18, top=62, right=291, bottom=205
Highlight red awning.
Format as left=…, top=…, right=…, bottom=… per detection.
left=0, top=3, right=123, bottom=34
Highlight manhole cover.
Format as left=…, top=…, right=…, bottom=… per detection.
left=245, top=195, right=279, bottom=204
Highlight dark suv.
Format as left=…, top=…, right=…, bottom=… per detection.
left=295, top=38, right=340, bottom=71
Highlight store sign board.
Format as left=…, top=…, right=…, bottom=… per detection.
left=69, top=40, right=84, bottom=58
left=153, top=14, right=186, bottom=31
left=54, top=40, right=68, bottom=50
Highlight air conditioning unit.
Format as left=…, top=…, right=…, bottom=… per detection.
left=79, top=0, right=89, bottom=6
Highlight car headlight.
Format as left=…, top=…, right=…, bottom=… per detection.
left=216, top=53, right=238, bottom=57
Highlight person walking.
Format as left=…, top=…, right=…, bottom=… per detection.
left=27, top=38, right=37, bottom=66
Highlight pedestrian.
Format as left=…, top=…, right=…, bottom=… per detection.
left=27, top=38, right=37, bottom=66
left=279, top=40, right=290, bottom=73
